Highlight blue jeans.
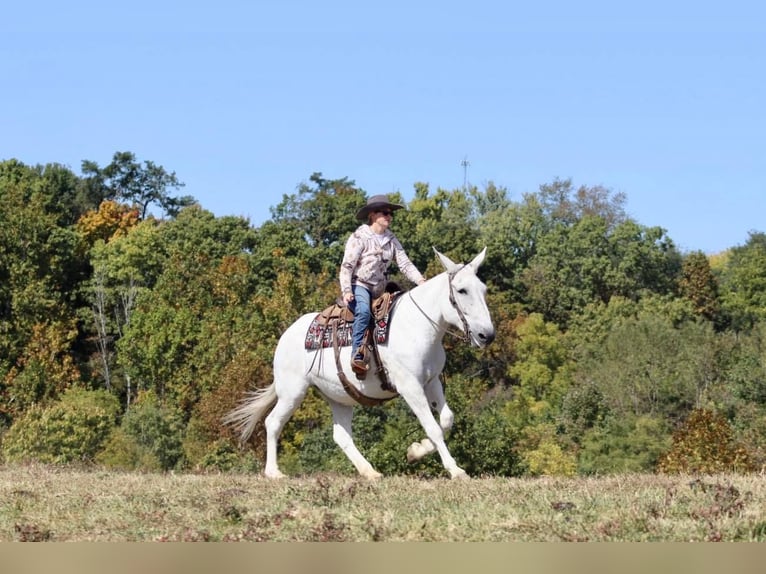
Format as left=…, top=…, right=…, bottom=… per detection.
left=349, top=284, right=372, bottom=355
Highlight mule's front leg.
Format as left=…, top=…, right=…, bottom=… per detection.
left=398, top=379, right=467, bottom=479
left=406, top=377, right=456, bottom=464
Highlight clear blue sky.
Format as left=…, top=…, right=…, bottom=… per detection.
left=2, top=1, right=763, bottom=254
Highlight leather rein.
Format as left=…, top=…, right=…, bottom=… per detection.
left=408, top=266, right=472, bottom=344
left=329, top=268, right=471, bottom=407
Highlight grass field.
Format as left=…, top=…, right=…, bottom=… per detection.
left=1, top=464, right=765, bottom=542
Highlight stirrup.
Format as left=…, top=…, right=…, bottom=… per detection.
left=351, top=352, right=368, bottom=379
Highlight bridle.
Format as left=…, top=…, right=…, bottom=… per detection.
left=408, top=265, right=472, bottom=343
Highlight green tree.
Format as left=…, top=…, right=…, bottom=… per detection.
left=718, top=231, right=766, bottom=330
left=0, top=160, right=89, bottom=422
left=396, top=184, right=481, bottom=273
left=98, top=390, right=185, bottom=471
left=83, top=218, right=167, bottom=404
left=81, top=151, right=195, bottom=219
left=572, top=307, right=718, bottom=423
left=269, top=172, right=364, bottom=275
left=477, top=192, right=546, bottom=297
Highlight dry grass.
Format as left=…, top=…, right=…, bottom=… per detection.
left=1, top=464, right=765, bottom=542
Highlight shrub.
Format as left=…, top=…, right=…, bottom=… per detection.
left=523, top=437, right=577, bottom=477
left=195, top=439, right=261, bottom=473
left=578, top=415, right=671, bottom=474
left=657, top=408, right=756, bottom=474
left=96, top=427, right=163, bottom=471
left=1, top=388, right=120, bottom=464
left=97, top=391, right=185, bottom=471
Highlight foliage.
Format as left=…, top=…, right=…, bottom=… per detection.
left=571, top=304, right=718, bottom=423
left=99, top=391, right=185, bottom=471
left=523, top=435, right=577, bottom=477
left=2, top=321, right=81, bottom=418
left=678, top=251, right=723, bottom=325
left=718, top=232, right=766, bottom=330
left=0, top=160, right=88, bottom=382
left=4, top=154, right=766, bottom=479
left=75, top=200, right=141, bottom=246
left=657, top=408, right=756, bottom=474
left=577, top=415, right=671, bottom=474
left=80, top=151, right=194, bottom=219
left=1, top=388, right=120, bottom=464
left=444, top=375, right=522, bottom=477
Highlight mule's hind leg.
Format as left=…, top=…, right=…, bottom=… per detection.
left=329, top=401, right=383, bottom=480
left=263, top=379, right=310, bottom=479
left=406, top=376, right=454, bottom=463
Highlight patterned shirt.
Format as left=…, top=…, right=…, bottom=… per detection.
left=340, top=224, right=424, bottom=297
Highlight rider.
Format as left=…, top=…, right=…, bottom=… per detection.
left=340, top=194, right=426, bottom=375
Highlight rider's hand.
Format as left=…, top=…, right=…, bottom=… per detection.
left=343, top=291, right=355, bottom=304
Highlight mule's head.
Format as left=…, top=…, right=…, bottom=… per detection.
left=434, top=247, right=496, bottom=348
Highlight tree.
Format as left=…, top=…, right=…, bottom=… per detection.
left=678, top=251, right=723, bottom=326
left=0, top=160, right=88, bottom=403
left=396, top=184, right=481, bottom=273
left=571, top=306, right=718, bottom=423
left=83, top=219, right=166, bottom=404
left=75, top=200, right=141, bottom=246
left=116, top=207, right=261, bottom=412
left=718, top=231, right=766, bottom=330
left=477, top=192, right=546, bottom=297
left=520, top=214, right=680, bottom=328
left=81, top=151, right=195, bottom=219
left=269, top=172, right=364, bottom=274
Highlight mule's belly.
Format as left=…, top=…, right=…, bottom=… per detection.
left=304, top=346, right=399, bottom=405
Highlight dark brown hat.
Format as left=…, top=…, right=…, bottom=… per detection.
left=355, top=194, right=405, bottom=221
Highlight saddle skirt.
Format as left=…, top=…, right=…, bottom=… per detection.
left=304, top=289, right=400, bottom=351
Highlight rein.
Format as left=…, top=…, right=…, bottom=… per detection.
left=408, top=267, right=471, bottom=343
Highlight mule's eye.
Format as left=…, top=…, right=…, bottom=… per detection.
left=457, top=288, right=467, bottom=295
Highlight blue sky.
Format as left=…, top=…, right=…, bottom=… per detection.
left=2, top=1, right=763, bottom=254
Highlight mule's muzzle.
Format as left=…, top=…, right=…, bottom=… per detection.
left=474, top=329, right=495, bottom=347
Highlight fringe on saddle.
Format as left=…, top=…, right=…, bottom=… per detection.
left=304, top=283, right=402, bottom=406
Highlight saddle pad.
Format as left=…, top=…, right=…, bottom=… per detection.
left=304, top=308, right=394, bottom=351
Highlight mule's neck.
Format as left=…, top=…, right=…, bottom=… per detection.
left=401, top=273, right=452, bottom=343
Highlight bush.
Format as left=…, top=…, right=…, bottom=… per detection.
left=96, top=427, right=164, bottom=471
left=97, top=391, right=185, bottom=471
left=657, top=408, right=756, bottom=474
left=523, top=437, right=577, bottom=477
left=1, top=388, right=120, bottom=464
left=182, top=416, right=262, bottom=473
left=450, top=399, right=522, bottom=477
left=578, top=415, right=671, bottom=474
left=195, top=439, right=261, bottom=473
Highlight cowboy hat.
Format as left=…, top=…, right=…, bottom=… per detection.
left=355, top=194, right=405, bottom=221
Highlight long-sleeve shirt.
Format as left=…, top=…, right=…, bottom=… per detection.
left=339, top=224, right=424, bottom=298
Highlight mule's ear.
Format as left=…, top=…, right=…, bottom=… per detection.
left=469, top=247, right=487, bottom=271
left=433, top=247, right=459, bottom=272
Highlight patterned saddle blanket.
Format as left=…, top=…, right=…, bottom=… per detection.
left=304, top=291, right=400, bottom=351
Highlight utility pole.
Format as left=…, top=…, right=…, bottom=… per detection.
left=461, top=156, right=470, bottom=191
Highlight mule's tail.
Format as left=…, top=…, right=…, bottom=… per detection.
left=222, top=384, right=278, bottom=443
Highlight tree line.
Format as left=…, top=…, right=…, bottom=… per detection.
left=1, top=153, right=765, bottom=476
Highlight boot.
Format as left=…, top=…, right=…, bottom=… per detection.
left=350, top=350, right=368, bottom=378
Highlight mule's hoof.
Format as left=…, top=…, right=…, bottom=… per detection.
left=406, top=442, right=427, bottom=463
left=450, top=468, right=469, bottom=480
left=361, top=470, right=383, bottom=481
